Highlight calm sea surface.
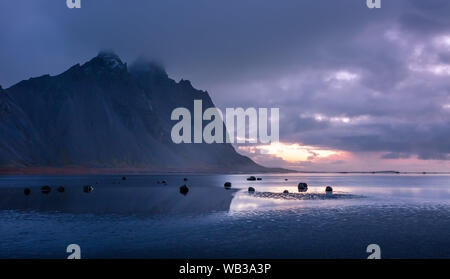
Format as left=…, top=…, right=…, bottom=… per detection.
left=0, top=173, right=449, bottom=258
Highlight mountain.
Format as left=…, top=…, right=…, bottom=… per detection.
left=0, top=51, right=280, bottom=173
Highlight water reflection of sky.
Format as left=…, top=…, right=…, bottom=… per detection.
left=0, top=174, right=449, bottom=258
left=0, top=173, right=449, bottom=215
left=228, top=174, right=450, bottom=212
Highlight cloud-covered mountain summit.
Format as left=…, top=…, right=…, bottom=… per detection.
left=0, top=52, right=269, bottom=172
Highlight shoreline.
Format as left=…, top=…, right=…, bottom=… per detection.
left=0, top=167, right=449, bottom=176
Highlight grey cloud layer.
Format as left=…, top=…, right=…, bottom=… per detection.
left=0, top=0, right=449, bottom=164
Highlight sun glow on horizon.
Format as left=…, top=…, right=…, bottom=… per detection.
left=238, top=142, right=346, bottom=163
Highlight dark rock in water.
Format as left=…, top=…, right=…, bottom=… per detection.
left=252, top=191, right=361, bottom=201
left=257, top=177, right=262, bottom=181
left=122, top=176, right=127, bottom=180
left=298, top=182, right=308, bottom=192
left=325, top=186, right=333, bottom=192
left=179, top=185, right=189, bottom=195
left=298, top=182, right=308, bottom=191
left=283, top=190, right=289, bottom=194
left=247, top=176, right=256, bottom=181
left=162, top=180, right=167, bottom=185
left=41, top=185, right=51, bottom=194
left=183, top=178, right=188, bottom=181
left=224, top=182, right=232, bottom=189
left=285, top=178, right=288, bottom=181
left=83, top=185, right=94, bottom=193
left=248, top=187, right=255, bottom=193
left=24, top=188, right=31, bottom=196
left=57, top=186, right=65, bottom=193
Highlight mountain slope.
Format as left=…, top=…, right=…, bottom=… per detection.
left=0, top=52, right=272, bottom=173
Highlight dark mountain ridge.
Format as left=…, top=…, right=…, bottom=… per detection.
left=0, top=51, right=284, bottom=173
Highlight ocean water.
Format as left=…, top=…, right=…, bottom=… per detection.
left=0, top=173, right=449, bottom=259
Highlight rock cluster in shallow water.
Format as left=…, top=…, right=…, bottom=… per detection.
left=250, top=191, right=363, bottom=200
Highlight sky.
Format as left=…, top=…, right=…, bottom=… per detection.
left=1, top=0, right=450, bottom=171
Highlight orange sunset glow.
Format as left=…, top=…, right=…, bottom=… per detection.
left=238, top=142, right=349, bottom=163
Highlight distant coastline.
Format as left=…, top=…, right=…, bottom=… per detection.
left=0, top=167, right=448, bottom=175
left=295, top=171, right=450, bottom=174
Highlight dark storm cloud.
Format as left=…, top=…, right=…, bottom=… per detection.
left=399, top=0, right=450, bottom=34
left=0, top=0, right=450, bottom=165
left=0, top=0, right=397, bottom=87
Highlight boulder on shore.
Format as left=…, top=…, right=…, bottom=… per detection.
left=179, top=185, right=189, bottom=195
left=41, top=185, right=51, bottom=194
left=83, top=185, right=94, bottom=193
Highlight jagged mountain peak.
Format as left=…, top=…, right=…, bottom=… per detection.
left=0, top=52, right=269, bottom=172
left=96, top=50, right=124, bottom=66
left=178, top=79, right=193, bottom=88
left=81, top=51, right=127, bottom=73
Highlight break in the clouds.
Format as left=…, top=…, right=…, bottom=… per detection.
left=1, top=0, right=450, bottom=171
